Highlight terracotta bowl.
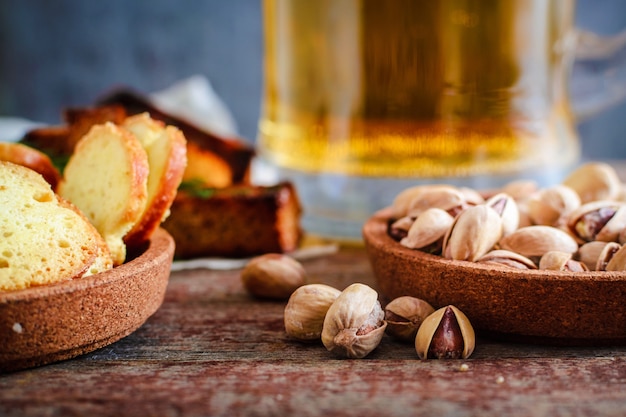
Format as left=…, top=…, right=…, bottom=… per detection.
left=0, top=228, right=175, bottom=373
left=363, top=208, right=626, bottom=346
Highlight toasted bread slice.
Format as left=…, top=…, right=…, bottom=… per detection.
left=164, top=182, right=302, bottom=259
left=121, top=113, right=187, bottom=247
left=0, top=142, right=62, bottom=190
left=97, top=89, right=254, bottom=186
left=0, top=161, right=112, bottom=292
left=58, top=122, right=149, bottom=265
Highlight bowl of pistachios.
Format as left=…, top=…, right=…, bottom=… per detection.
left=363, top=162, right=626, bottom=346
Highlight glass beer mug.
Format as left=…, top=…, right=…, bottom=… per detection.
left=257, top=0, right=626, bottom=240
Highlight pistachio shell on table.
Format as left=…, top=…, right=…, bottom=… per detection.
left=384, top=296, right=435, bottom=342
left=498, top=225, right=579, bottom=258
left=442, top=205, right=503, bottom=262
left=400, top=208, right=454, bottom=253
left=562, top=162, right=622, bottom=203
left=284, top=284, right=342, bottom=341
left=415, top=305, right=475, bottom=360
left=321, top=283, right=387, bottom=359
left=527, top=185, right=581, bottom=227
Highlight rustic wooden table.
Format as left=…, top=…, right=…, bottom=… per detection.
left=1, top=242, right=625, bottom=417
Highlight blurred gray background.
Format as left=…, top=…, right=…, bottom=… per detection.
left=0, top=0, right=625, bottom=159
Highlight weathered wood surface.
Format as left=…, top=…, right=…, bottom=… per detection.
left=1, top=245, right=625, bottom=417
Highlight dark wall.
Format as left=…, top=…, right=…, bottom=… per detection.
left=0, top=0, right=624, bottom=159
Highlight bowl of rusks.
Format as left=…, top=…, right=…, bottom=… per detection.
left=363, top=162, right=626, bottom=346
left=1, top=88, right=305, bottom=373
left=0, top=112, right=185, bottom=372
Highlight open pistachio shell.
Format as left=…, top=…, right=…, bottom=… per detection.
left=567, top=201, right=626, bottom=242
left=400, top=208, right=454, bottom=251
left=391, top=184, right=458, bottom=219
left=562, top=162, right=622, bottom=203
left=477, top=249, right=537, bottom=270
left=539, top=251, right=588, bottom=272
left=485, top=192, right=519, bottom=236
left=527, top=185, right=581, bottom=227
left=321, top=283, right=387, bottom=359
left=442, top=205, right=503, bottom=262
left=577, top=241, right=613, bottom=271
left=384, top=296, right=435, bottom=342
left=284, top=284, right=342, bottom=341
left=415, top=305, right=475, bottom=360
left=605, top=244, right=626, bottom=271
left=406, top=187, right=466, bottom=218
left=499, top=225, right=579, bottom=258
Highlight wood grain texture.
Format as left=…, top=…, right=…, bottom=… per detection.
left=1, top=246, right=625, bottom=416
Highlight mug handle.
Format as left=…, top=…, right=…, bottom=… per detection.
left=569, top=28, right=626, bottom=121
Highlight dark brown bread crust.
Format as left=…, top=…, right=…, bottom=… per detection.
left=163, top=182, right=302, bottom=259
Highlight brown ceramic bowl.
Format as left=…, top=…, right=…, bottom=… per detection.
left=0, top=228, right=175, bottom=372
left=363, top=208, right=626, bottom=346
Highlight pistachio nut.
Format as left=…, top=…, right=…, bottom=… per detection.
left=577, top=241, right=613, bottom=271
left=515, top=200, right=534, bottom=228
left=321, top=283, right=387, bottom=359
left=562, top=162, right=622, bottom=203
left=415, top=305, right=475, bottom=360
left=400, top=208, right=454, bottom=253
left=406, top=186, right=467, bottom=218
left=388, top=216, right=415, bottom=241
left=384, top=296, right=435, bottom=342
left=284, top=284, right=342, bottom=341
left=485, top=192, right=519, bottom=236
left=605, top=244, right=626, bottom=271
left=539, top=251, right=588, bottom=272
left=442, top=205, right=503, bottom=262
left=567, top=201, right=626, bottom=242
left=391, top=184, right=458, bottom=219
left=620, top=228, right=626, bottom=245
left=527, top=185, right=581, bottom=227
left=500, top=180, right=539, bottom=202
left=459, top=187, right=486, bottom=206
left=498, top=225, right=579, bottom=258
left=595, top=242, right=622, bottom=271
left=241, top=254, right=306, bottom=300
left=477, top=249, right=537, bottom=270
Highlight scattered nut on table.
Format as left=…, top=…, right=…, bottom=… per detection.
left=415, top=305, right=475, bottom=360
left=284, top=283, right=341, bottom=341
left=241, top=253, right=306, bottom=300
left=321, top=283, right=387, bottom=359
left=384, top=296, right=435, bottom=342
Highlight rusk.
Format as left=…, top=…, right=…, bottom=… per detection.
left=122, top=113, right=187, bottom=247
left=58, top=122, right=150, bottom=265
left=0, top=161, right=113, bottom=292
left=0, top=142, right=61, bottom=190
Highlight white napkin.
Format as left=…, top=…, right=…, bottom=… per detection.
left=0, top=117, right=43, bottom=143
